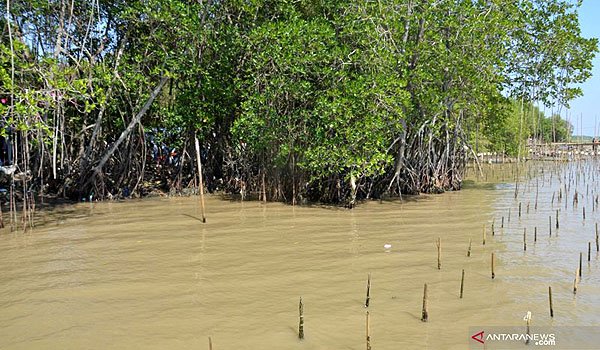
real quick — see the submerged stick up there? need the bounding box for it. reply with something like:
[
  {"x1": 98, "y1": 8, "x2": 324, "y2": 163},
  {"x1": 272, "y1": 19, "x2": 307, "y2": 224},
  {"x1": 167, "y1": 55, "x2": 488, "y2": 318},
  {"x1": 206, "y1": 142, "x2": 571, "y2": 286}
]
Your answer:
[
  {"x1": 589, "y1": 242, "x2": 591, "y2": 262},
  {"x1": 549, "y1": 286, "x2": 554, "y2": 318},
  {"x1": 365, "y1": 273, "x2": 371, "y2": 308},
  {"x1": 299, "y1": 297, "x2": 304, "y2": 339},
  {"x1": 523, "y1": 228, "x2": 527, "y2": 251},
  {"x1": 596, "y1": 223, "x2": 600, "y2": 251},
  {"x1": 579, "y1": 253, "x2": 583, "y2": 277},
  {"x1": 421, "y1": 283, "x2": 428, "y2": 322},
  {"x1": 534, "y1": 227, "x2": 537, "y2": 243},
  {"x1": 467, "y1": 239, "x2": 472, "y2": 257},
  {"x1": 437, "y1": 237, "x2": 442, "y2": 269},
  {"x1": 194, "y1": 137, "x2": 207, "y2": 223},
  {"x1": 366, "y1": 311, "x2": 371, "y2": 350},
  {"x1": 583, "y1": 206, "x2": 586, "y2": 220},
  {"x1": 556, "y1": 210, "x2": 559, "y2": 229},
  {"x1": 519, "y1": 202, "x2": 522, "y2": 217},
  {"x1": 483, "y1": 224, "x2": 486, "y2": 245},
  {"x1": 460, "y1": 269, "x2": 465, "y2": 298},
  {"x1": 501, "y1": 216, "x2": 504, "y2": 228},
  {"x1": 491, "y1": 252, "x2": 495, "y2": 279}
]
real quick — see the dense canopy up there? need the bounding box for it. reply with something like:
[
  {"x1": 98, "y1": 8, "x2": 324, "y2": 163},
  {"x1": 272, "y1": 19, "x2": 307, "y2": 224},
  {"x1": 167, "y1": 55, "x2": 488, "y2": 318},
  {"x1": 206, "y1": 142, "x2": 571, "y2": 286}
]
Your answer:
[{"x1": 0, "y1": 0, "x2": 597, "y2": 205}]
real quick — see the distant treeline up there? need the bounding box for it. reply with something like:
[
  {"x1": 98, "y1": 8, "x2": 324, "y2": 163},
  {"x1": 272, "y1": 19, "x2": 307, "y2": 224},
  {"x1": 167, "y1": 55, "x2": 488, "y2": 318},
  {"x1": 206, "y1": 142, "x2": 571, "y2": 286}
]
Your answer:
[{"x1": 0, "y1": 0, "x2": 597, "y2": 205}]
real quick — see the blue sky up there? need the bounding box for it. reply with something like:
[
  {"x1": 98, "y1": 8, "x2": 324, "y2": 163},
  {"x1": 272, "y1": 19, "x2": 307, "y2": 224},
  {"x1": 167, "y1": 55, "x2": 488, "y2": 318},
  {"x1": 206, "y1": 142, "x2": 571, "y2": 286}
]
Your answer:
[{"x1": 567, "y1": 0, "x2": 600, "y2": 136}]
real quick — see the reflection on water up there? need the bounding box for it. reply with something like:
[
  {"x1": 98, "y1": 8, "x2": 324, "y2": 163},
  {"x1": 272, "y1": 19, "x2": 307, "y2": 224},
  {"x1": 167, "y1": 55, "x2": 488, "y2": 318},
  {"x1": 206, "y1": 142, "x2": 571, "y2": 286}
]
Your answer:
[{"x1": 1, "y1": 161, "x2": 599, "y2": 349}]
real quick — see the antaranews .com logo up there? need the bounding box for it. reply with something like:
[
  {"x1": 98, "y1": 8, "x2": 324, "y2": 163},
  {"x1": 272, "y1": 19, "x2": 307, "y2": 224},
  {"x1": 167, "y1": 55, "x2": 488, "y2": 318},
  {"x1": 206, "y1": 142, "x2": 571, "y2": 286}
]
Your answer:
[{"x1": 471, "y1": 330, "x2": 556, "y2": 346}]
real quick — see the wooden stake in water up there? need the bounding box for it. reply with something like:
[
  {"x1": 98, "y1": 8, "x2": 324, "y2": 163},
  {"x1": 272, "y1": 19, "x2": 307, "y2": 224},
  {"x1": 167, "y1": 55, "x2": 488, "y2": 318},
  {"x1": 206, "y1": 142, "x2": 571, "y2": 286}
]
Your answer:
[
  {"x1": 482, "y1": 224, "x2": 486, "y2": 245},
  {"x1": 460, "y1": 269, "x2": 465, "y2": 298},
  {"x1": 491, "y1": 253, "x2": 496, "y2": 279},
  {"x1": 209, "y1": 336, "x2": 213, "y2": 350},
  {"x1": 584, "y1": 206, "x2": 586, "y2": 220},
  {"x1": 194, "y1": 136, "x2": 207, "y2": 223},
  {"x1": 467, "y1": 239, "x2": 472, "y2": 257},
  {"x1": 508, "y1": 208, "x2": 511, "y2": 222},
  {"x1": 365, "y1": 273, "x2": 371, "y2": 308},
  {"x1": 574, "y1": 268, "x2": 580, "y2": 294},
  {"x1": 549, "y1": 216, "x2": 552, "y2": 237},
  {"x1": 549, "y1": 286, "x2": 554, "y2": 318},
  {"x1": 437, "y1": 237, "x2": 442, "y2": 269},
  {"x1": 588, "y1": 242, "x2": 591, "y2": 262},
  {"x1": 299, "y1": 297, "x2": 304, "y2": 339},
  {"x1": 579, "y1": 252, "x2": 583, "y2": 277},
  {"x1": 534, "y1": 227, "x2": 537, "y2": 243},
  {"x1": 366, "y1": 311, "x2": 371, "y2": 350},
  {"x1": 596, "y1": 223, "x2": 599, "y2": 252},
  {"x1": 421, "y1": 283, "x2": 429, "y2": 322},
  {"x1": 501, "y1": 216, "x2": 504, "y2": 228},
  {"x1": 556, "y1": 210, "x2": 559, "y2": 229},
  {"x1": 519, "y1": 202, "x2": 522, "y2": 217},
  {"x1": 523, "y1": 228, "x2": 527, "y2": 251}
]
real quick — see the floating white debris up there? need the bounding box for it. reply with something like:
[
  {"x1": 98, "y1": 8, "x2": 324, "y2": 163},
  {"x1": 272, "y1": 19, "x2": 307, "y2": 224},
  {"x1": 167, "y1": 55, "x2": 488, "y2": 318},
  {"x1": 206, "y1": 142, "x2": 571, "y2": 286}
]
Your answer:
[{"x1": 384, "y1": 244, "x2": 392, "y2": 249}]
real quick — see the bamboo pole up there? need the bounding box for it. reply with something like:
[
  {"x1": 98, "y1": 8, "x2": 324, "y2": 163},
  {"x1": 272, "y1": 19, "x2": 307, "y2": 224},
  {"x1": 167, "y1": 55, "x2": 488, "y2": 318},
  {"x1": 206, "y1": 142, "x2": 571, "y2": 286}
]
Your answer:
[
  {"x1": 491, "y1": 253, "x2": 495, "y2": 279},
  {"x1": 421, "y1": 283, "x2": 428, "y2": 322},
  {"x1": 460, "y1": 269, "x2": 465, "y2": 298},
  {"x1": 365, "y1": 273, "x2": 371, "y2": 308},
  {"x1": 482, "y1": 224, "x2": 486, "y2": 245},
  {"x1": 467, "y1": 239, "x2": 472, "y2": 257},
  {"x1": 366, "y1": 311, "x2": 371, "y2": 350},
  {"x1": 194, "y1": 136, "x2": 206, "y2": 223},
  {"x1": 299, "y1": 297, "x2": 304, "y2": 339},
  {"x1": 596, "y1": 223, "x2": 600, "y2": 251},
  {"x1": 549, "y1": 286, "x2": 554, "y2": 318},
  {"x1": 437, "y1": 237, "x2": 441, "y2": 269},
  {"x1": 574, "y1": 268, "x2": 579, "y2": 294}
]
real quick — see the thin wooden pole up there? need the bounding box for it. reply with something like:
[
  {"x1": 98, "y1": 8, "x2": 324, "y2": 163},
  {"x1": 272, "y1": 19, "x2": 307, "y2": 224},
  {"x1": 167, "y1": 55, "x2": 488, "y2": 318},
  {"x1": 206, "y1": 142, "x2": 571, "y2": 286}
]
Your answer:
[
  {"x1": 491, "y1": 253, "x2": 495, "y2": 279},
  {"x1": 460, "y1": 269, "x2": 465, "y2": 298},
  {"x1": 596, "y1": 223, "x2": 599, "y2": 252},
  {"x1": 437, "y1": 237, "x2": 441, "y2": 269},
  {"x1": 549, "y1": 286, "x2": 554, "y2": 318},
  {"x1": 365, "y1": 273, "x2": 371, "y2": 308},
  {"x1": 580, "y1": 252, "x2": 583, "y2": 277},
  {"x1": 421, "y1": 283, "x2": 428, "y2": 322},
  {"x1": 574, "y1": 268, "x2": 580, "y2": 294},
  {"x1": 298, "y1": 297, "x2": 304, "y2": 339},
  {"x1": 482, "y1": 224, "x2": 486, "y2": 245},
  {"x1": 589, "y1": 242, "x2": 592, "y2": 262},
  {"x1": 209, "y1": 336, "x2": 213, "y2": 350},
  {"x1": 366, "y1": 311, "x2": 371, "y2": 350},
  {"x1": 467, "y1": 239, "x2": 472, "y2": 257},
  {"x1": 194, "y1": 136, "x2": 206, "y2": 223},
  {"x1": 523, "y1": 228, "x2": 527, "y2": 251}
]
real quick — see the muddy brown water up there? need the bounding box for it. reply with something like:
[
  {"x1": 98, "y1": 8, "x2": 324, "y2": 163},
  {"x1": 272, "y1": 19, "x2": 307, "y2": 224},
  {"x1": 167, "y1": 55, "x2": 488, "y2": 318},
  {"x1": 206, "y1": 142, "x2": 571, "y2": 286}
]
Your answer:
[{"x1": 1, "y1": 162, "x2": 600, "y2": 349}]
